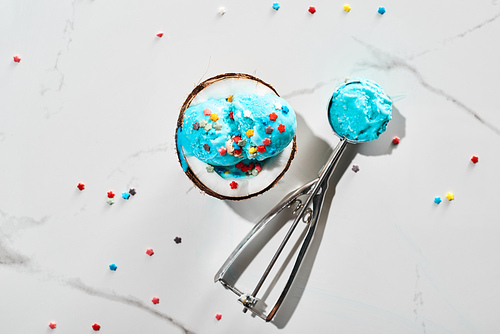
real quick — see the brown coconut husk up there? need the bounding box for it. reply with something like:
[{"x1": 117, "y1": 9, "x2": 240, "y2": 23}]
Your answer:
[{"x1": 175, "y1": 73, "x2": 297, "y2": 200}]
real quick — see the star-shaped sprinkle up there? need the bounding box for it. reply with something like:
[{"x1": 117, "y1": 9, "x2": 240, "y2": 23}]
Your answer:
[
  {"x1": 13, "y1": 55, "x2": 21, "y2": 63},
  {"x1": 213, "y1": 122, "x2": 222, "y2": 131},
  {"x1": 278, "y1": 124, "x2": 285, "y2": 133},
  {"x1": 343, "y1": 4, "x2": 351, "y2": 12},
  {"x1": 218, "y1": 147, "x2": 227, "y2": 155},
  {"x1": 352, "y1": 164, "x2": 360, "y2": 173},
  {"x1": 392, "y1": 136, "x2": 400, "y2": 144},
  {"x1": 248, "y1": 147, "x2": 257, "y2": 154},
  {"x1": 229, "y1": 110, "x2": 234, "y2": 119},
  {"x1": 308, "y1": 6, "x2": 316, "y2": 14},
  {"x1": 122, "y1": 192, "x2": 130, "y2": 200},
  {"x1": 174, "y1": 236, "x2": 182, "y2": 244},
  {"x1": 471, "y1": 155, "x2": 479, "y2": 164},
  {"x1": 262, "y1": 138, "x2": 271, "y2": 145},
  {"x1": 203, "y1": 144, "x2": 210, "y2": 151},
  {"x1": 210, "y1": 113, "x2": 219, "y2": 122},
  {"x1": 49, "y1": 322, "x2": 57, "y2": 329},
  {"x1": 206, "y1": 165, "x2": 214, "y2": 173},
  {"x1": 129, "y1": 188, "x2": 137, "y2": 196},
  {"x1": 204, "y1": 123, "x2": 212, "y2": 131},
  {"x1": 269, "y1": 112, "x2": 278, "y2": 121},
  {"x1": 257, "y1": 145, "x2": 266, "y2": 153},
  {"x1": 106, "y1": 198, "x2": 115, "y2": 205},
  {"x1": 246, "y1": 129, "x2": 254, "y2": 137},
  {"x1": 109, "y1": 263, "x2": 117, "y2": 271},
  {"x1": 243, "y1": 110, "x2": 252, "y2": 118},
  {"x1": 107, "y1": 191, "x2": 115, "y2": 198},
  {"x1": 215, "y1": 314, "x2": 222, "y2": 321},
  {"x1": 152, "y1": 296, "x2": 160, "y2": 304},
  {"x1": 434, "y1": 197, "x2": 442, "y2": 204},
  {"x1": 227, "y1": 95, "x2": 233, "y2": 102},
  {"x1": 274, "y1": 102, "x2": 282, "y2": 110},
  {"x1": 230, "y1": 181, "x2": 238, "y2": 189},
  {"x1": 237, "y1": 139, "x2": 247, "y2": 146},
  {"x1": 156, "y1": 31, "x2": 164, "y2": 37},
  {"x1": 446, "y1": 192, "x2": 454, "y2": 201},
  {"x1": 92, "y1": 323, "x2": 101, "y2": 331},
  {"x1": 281, "y1": 106, "x2": 289, "y2": 114},
  {"x1": 192, "y1": 122, "x2": 199, "y2": 130},
  {"x1": 273, "y1": 2, "x2": 280, "y2": 10},
  {"x1": 254, "y1": 163, "x2": 262, "y2": 172},
  {"x1": 203, "y1": 108, "x2": 212, "y2": 116},
  {"x1": 378, "y1": 6, "x2": 386, "y2": 15},
  {"x1": 199, "y1": 119, "x2": 208, "y2": 127},
  {"x1": 265, "y1": 126, "x2": 273, "y2": 134},
  {"x1": 146, "y1": 248, "x2": 154, "y2": 256},
  {"x1": 77, "y1": 183, "x2": 85, "y2": 191}
]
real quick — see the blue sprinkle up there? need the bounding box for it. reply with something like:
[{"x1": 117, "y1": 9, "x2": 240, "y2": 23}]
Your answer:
[
  {"x1": 272, "y1": 2, "x2": 280, "y2": 10},
  {"x1": 378, "y1": 6, "x2": 386, "y2": 15},
  {"x1": 109, "y1": 263, "x2": 117, "y2": 271},
  {"x1": 281, "y1": 105, "x2": 289, "y2": 114},
  {"x1": 122, "y1": 192, "x2": 130, "y2": 200},
  {"x1": 434, "y1": 197, "x2": 442, "y2": 204},
  {"x1": 233, "y1": 142, "x2": 240, "y2": 149},
  {"x1": 268, "y1": 147, "x2": 276, "y2": 154}
]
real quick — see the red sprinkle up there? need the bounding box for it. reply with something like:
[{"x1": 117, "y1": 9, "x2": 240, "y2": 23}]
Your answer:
[
  {"x1": 218, "y1": 147, "x2": 227, "y2": 155},
  {"x1": 215, "y1": 313, "x2": 222, "y2": 321},
  {"x1": 255, "y1": 163, "x2": 262, "y2": 172},
  {"x1": 156, "y1": 32, "x2": 164, "y2": 37},
  {"x1": 257, "y1": 145, "x2": 266, "y2": 153},
  {"x1": 146, "y1": 248, "x2": 154, "y2": 256},
  {"x1": 233, "y1": 149, "x2": 242, "y2": 155},
  {"x1": 13, "y1": 55, "x2": 21, "y2": 63},
  {"x1": 107, "y1": 191, "x2": 115, "y2": 198},
  {"x1": 241, "y1": 165, "x2": 249, "y2": 172},
  {"x1": 77, "y1": 183, "x2": 85, "y2": 191},
  {"x1": 392, "y1": 136, "x2": 400, "y2": 144},
  {"x1": 203, "y1": 108, "x2": 212, "y2": 115},
  {"x1": 262, "y1": 138, "x2": 271, "y2": 145},
  {"x1": 229, "y1": 110, "x2": 233, "y2": 119},
  {"x1": 233, "y1": 136, "x2": 242, "y2": 143},
  {"x1": 92, "y1": 323, "x2": 101, "y2": 331},
  {"x1": 471, "y1": 155, "x2": 479, "y2": 164},
  {"x1": 269, "y1": 112, "x2": 278, "y2": 121},
  {"x1": 49, "y1": 322, "x2": 57, "y2": 329},
  {"x1": 152, "y1": 296, "x2": 160, "y2": 304},
  {"x1": 308, "y1": 6, "x2": 316, "y2": 14},
  {"x1": 278, "y1": 124, "x2": 285, "y2": 133},
  {"x1": 235, "y1": 162, "x2": 244, "y2": 169},
  {"x1": 230, "y1": 181, "x2": 238, "y2": 189}
]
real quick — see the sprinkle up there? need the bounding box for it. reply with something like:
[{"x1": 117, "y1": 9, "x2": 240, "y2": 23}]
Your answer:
[
  {"x1": 204, "y1": 123, "x2": 212, "y2": 131},
  {"x1": 246, "y1": 129, "x2": 254, "y2": 137},
  {"x1": 255, "y1": 163, "x2": 262, "y2": 172},
  {"x1": 77, "y1": 183, "x2": 85, "y2": 191},
  {"x1": 248, "y1": 147, "x2": 257, "y2": 154},
  {"x1": 243, "y1": 110, "x2": 252, "y2": 118},
  {"x1": 218, "y1": 147, "x2": 227, "y2": 155},
  {"x1": 146, "y1": 248, "x2": 154, "y2": 256},
  {"x1": 156, "y1": 32, "x2": 164, "y2": 37},
  {"x1": 392, "y1": 136, "x2": 400, "y2": 144},
  {"x1": 193, "y1": 122, "x2": 200, "y2": 130},
  {"x1": 129, "y1": 188, "x2": 137, "y2": 196},
  {"x1": 229, "y1": 110, "x2": 234, "y2": 119},
  {"x1": 227, "y1": 95, "x2": 233, "y2": 102},
  {"x1": 174, "y1": 236, "x2": 182, "y2": 244},
  {"x1": 251, "y1": 169, "x2": 259, "y2": 176},
  {"x1": 13, "y1": 55, "x2": 21, "y2": 63},
  {"x1": 109, "y1": 263, "x2": 117, "y2": 271},
  {"x1": 434, "y1": 197, "x2": 442, "y2": 204},
  {"x1": 282, "y1": 106, "x2": 289, "y2": 114},
  {"x1": 268, "y1": 147, "x2": 276, "y2": 154},
  {"x1": 199, "y1": 119, "x2": 208, "y2": 127},
  {"x1": 262, "y1": 138, "x2": 271, "y2": 145},
  {"x1": 210, "y1": 113, "x2": 219, "y2": 122},
  {"x1": 232, "y1": 142, "x2": 240, "y2": 150},
  {"x1": 233, "y1": 136, "x2": 242, "y2": 142},
  {"x1": 215, "y1": 314, "x2": 222, "y2": 321},
  {"x1": 471, "y1": 155, "x2": 479, "y2": 164},
  {"x1": 378, "y1": 6, "x2": 386, "y2": 15},
  {"x1": 308, "y1": 6, "x2": 316, "y2": 14},
  {"x1": 257, "y1": 145, "x2": 266, "y2": 153},
  {"x1": 446, "y1": 192, "x2": 454, "y2": 201},
  {"x1": 213, "y1": 122, "x2": 222, "y2": 131},
  {"x1": 237, "y1": 139, "x2": 247, "y2": 146},
  {"x1": 278, "y1": 124, "x2": 285, "y2": 133},
  {"x1": 218, "y1": 7, "x2": 226, "y2": 15},
  {"x1": 343, "y1": 4, "x2": 351, "y2": 12},
  {"x1": 269, "y1": 112, "x2": 278, "y2": 121},
  {"x1": 106, "y1": 198, "x2": 115, "y2": 205},
  {"x1": 206, "y1": 165, "x2": 214, "y2": 173},
  {"x1": 272, "y1": 2, "x2": 280, "y2": 10},
  {"x1": 203, "y1": 144, "x2": 210, "y2": 151},
  {"x1": 122, "y1": 192, "x2": 130, "y2": 200},
  {"x1": 352, "y1": 164, "x2": 359, "y2": 173},
  {"x1": 235, "y1": 162, "x2": 244, "y2": 169},
  {"x1": 203, "y1": 108, "x2": 212, "y2": 116},
  {"x1": 152, "y1": 297, "x2": 160, "y2": 304},
  {"x1": 92, "y1": 323, "x2": 101, "y2": 331},
  {"x1": 230, "y1": 181, "x2": 238, "y2": 189},
  {"x1": 274, "y1": 102, "x2": 282, "y2": 110},
  {"x1": 265, "y1": 126, "x2": 273, "y2": 134},
  {"x1": 49, "y1": 322, "x2": 57, "y2": 329},
  {"x1": 107, "y1": 191, "x2": 115, "y2": 198},
  {"x1": 233, "y1": 149, "x2": 242, "y2": 155}
]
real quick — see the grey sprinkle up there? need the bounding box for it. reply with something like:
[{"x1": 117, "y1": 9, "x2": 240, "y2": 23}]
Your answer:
[{"x1": 265, "y1": 126, "x2": 273, "y2": 134}]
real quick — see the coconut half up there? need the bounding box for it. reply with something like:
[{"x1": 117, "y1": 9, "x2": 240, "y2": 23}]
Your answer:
[{"x1": 175, "y1": 73, "x2": 297, "y2": 200}]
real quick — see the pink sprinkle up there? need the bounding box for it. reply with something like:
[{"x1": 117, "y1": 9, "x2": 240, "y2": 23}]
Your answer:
[
  {"x1": 262, "y1": 138, "x2": 271, "y2": 145},
  {"x1": 152, "y1": 296, "x2": 160, "y2": 304},
  {"x1": 254, "y1": 163, "x2": 262, "y2": 172},
  {"x1": 215, "y1": 313, "x2": 222, "y2": 321},
  {"x1": 218, "y1": 147, "x2": 227, "y2": 155},
  {"x1": 156, "y1": 32, "x2": 164, "y2": 37},
  {"x1": 392, "y1": 136, "x2": 400, "y2": 144},
  {"x1": 203, "y1": 109, "x2": 212, "y2": 115}
]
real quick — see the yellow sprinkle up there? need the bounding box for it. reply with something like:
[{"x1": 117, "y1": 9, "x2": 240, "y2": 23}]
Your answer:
[
  {"x1": 248, "y1": 147, "x2": 257, "y2": 154},
  {"x1": 228, "y1": 95, "x2": 233, "y2": 102},
  {"x1": 224, "y1": 170, "x2": 230, "y2": 174},
  {"x1": 210, "y1": 113, "x2": 219, "y2": 122},
  {"x1": 246, "y1": 129, "x2": 254, "y2": 137},
  {"x1": 343, "y1": 4, "x2": 351, "y2": 12},
  {"x1": 446, "y1": 192, "x2": 454, "y2": 201}
]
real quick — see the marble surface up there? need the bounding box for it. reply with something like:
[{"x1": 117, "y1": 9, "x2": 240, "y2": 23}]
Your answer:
[{"x1": 2, "y1": 0, "x2": 500, "y2": 333}]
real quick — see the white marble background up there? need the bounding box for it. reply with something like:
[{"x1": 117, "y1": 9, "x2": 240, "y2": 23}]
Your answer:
[{"x1": 1, "y1": 0, "x2": 500, "y2": 333}]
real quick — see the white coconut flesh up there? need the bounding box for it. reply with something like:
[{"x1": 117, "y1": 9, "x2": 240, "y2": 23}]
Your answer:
[{"x1": 179, "y1": 76, "x2": 296, "y2": 199}]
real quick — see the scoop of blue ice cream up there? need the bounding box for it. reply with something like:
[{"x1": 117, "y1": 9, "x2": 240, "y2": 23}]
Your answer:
[
  {"x1": 328, "y1": 79, "x2": 392, "y2": 142},
  {"x1": 177, "y1": 93, "x2": 296, "y2": 168}
]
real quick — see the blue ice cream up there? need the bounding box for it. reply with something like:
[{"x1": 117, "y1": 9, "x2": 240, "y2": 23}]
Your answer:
[
  {"x1": 177, "y1": 93, "x2": 296, "y2": 177},
  {"x1": 328, "y1": 79, "x2": 392, "y2": 142}
]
